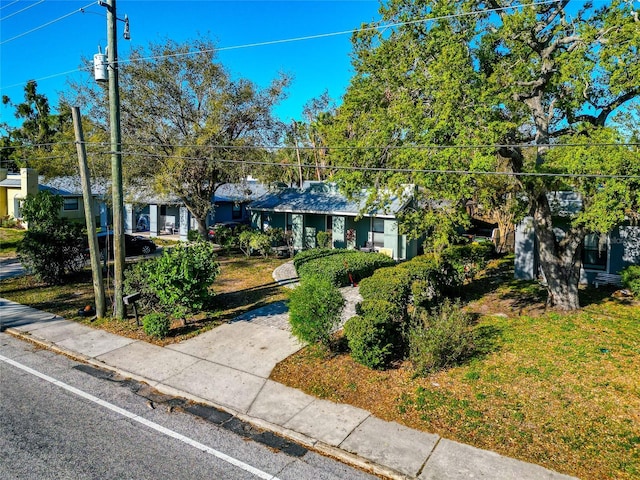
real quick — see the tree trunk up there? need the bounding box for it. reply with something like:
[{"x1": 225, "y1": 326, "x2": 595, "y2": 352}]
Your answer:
[{"x1": 531, "y1": 192, "x2": 585, "y2": 310}]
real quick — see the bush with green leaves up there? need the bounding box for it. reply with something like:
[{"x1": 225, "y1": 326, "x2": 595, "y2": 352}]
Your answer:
[
  {"x1": 344, "y1": 313, "x2": 397, "y2": 369},
  {"x1": 620, "y1": 265, "x2": 640, "y2": 296},
  {"x1": 316, "y1": 230, "x2": 331, "y2": 248},
  {"x1": 297, "y1": 251, "x2": 395, "y2": 286},
  {"x1": 187, "y1": 229, "x2": 201, "y2": 242},
  {"x1": 293, "y1": 248, "x2": 344, "y2": 270},
  {"x1": 288, "y1": 276, "x2": 345, "y2": 349},
  {"x1": 250, "y1": 231, "x2": 272, "y2": 257},
  {"x1": 142, "y1": 312, "x2": 171, "y2": 339},
  {"x1": 17, "y1": 191, "x2": 86, "y2": 284},
  {"x1": 131, "y1": 241, "x2": 220, "y2": 320},
  {"x1": 408, "y1": 299, "x2": 475, "y2": 376},
  {"x1": 358, "y1": 266, "x2": 413, "y2": 312},
  {"x1": 123, "y1": 260, "x2": 159, "y2": 312}
]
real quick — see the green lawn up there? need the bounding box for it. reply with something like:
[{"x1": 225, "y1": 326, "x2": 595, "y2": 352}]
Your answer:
[
  {"x1": 0, "y1": 252, "x2": 289, "y2": 345},
  {"x1": 0, "y1": 227, "x2": 25, "y2": 257},
  {"x1": 271, "y1": 258, "x2": 640, "y2": 480}
]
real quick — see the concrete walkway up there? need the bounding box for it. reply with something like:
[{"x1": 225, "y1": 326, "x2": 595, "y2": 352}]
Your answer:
[{"x1": 0, "y1": 262, "x2": 576, "y2": 480}]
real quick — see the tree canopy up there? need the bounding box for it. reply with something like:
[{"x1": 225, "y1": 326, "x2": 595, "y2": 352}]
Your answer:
[
  {"x1": 327, "y1": 0, "x2": 640, "y2": 309},
  {"x1": 68, "y1": 38, "x2": 290, "y2": 237}
]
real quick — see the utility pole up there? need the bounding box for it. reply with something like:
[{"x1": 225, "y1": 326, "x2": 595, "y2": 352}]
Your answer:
[
  {"x1": 292, "y1": 121, "x2": 304, "y2": 189},
  {"x1": 72, "y1": 107, "x2": 106, "y2": 318},
  {"x1": 105, "y1": 0, "x2": 125, "y2": 318}
]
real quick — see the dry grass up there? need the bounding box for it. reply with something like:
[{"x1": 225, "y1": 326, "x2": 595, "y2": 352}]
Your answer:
[
  {"x1": 0, "y1": 252, "x2": 289, "y2": 346},
  {"x1": 271, "y1": 258, "x2": 640, "y2": 480}
]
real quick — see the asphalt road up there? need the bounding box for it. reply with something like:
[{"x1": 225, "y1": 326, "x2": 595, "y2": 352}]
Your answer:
[{"x1": 0, "y1": 334, "x2": 378, "y2": 480}]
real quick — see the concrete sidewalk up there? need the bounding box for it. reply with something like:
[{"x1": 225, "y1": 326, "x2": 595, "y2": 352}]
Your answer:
[{"x1": 0, "y1": 270, "x2": 577, "y2": 479}]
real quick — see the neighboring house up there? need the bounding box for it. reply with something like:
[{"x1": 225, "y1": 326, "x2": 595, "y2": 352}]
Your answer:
[
  {"x1": 0, "y1": 168, "x2": 107, "y2": 229},
  {"x1": 124, "y1": 179, "x2": 268, "y2": 240},
  {"x1": 514, "y1": 191, "x2": 640, "y2": 285},
  {"x1": 248, "y1": 181, "x2": 422, "y2": 261},
  {"x1": 208, "y1": 180, "x2": 268, "y2": 225}
]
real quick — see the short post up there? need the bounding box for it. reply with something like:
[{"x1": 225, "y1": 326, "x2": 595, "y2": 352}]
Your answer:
[{"x1": 123, "y1": 292, "x2": 141, "y2": 326}]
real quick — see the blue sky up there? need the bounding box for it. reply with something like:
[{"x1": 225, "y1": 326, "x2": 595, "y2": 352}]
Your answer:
[{"x1": 1, "y1": 0, "x2": 382, "y2": 125}]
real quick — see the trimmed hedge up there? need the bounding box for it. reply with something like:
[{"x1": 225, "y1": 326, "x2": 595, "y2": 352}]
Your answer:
[
  {"x1": 297, "y1": 250, "x2": 395, "y2": 287},
  {"x1": 344, "y1": 314, "x2": 397, "y2": 369},
  {"x1": 293, "y1": 248, "x2": 346, "y2": 270}
]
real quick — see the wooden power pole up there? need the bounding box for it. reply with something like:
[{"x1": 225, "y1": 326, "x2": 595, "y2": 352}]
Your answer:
[{"x1": 72, "y1": 107, "x2": 106, "y2": 318}]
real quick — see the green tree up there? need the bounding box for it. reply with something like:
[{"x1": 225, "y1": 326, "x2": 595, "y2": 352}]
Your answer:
[
  {"x1": 17, "y1": 191, "x2": 85, "y2": 284},
  {"x1": 69, "y1": 38, "x2": 290, "y2": 239},
  {"x1": 329, "y1": 0, "x2": 640, "y2": 310},
  {"x1": 0, "y1": 81, "x2": 93, "y2": 177}
]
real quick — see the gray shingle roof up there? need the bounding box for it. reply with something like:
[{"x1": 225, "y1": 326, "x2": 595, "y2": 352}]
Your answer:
[{"x1": 249, "y1": 183, "x2": 410, "y2": 218}]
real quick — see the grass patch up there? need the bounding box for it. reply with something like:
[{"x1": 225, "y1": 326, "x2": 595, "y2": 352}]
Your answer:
[
  {"x1": 0, "y1": 252, "x2": 289, "y2": 345},
  {"x1": 0, "y1": 227, "x2": 26, "y2": 257},
  {"x1": 271, "y1": 260, "x2": 640, "y2": 480}
]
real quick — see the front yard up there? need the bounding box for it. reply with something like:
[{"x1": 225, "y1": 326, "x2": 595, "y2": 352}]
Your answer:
[
  {"x1": 271, "y1": 258, "x2": 640, "y2": 480},
  {"x1": 0, "y1": 252, "x2": 289, "y2": 345},
  {"x1": 1, "y1": 241, "x2": 638, "y2": 480}
]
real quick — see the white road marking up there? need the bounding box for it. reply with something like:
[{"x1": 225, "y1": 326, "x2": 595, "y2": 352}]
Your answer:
[{"x1": 0, "y1": 353, "x2": 282, "y2": 480}]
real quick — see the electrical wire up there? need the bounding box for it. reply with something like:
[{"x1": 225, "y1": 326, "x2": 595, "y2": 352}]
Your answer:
[
  {"x1": 0, "y1": 0, "x2": 98, "y2": 46},
  {"x1": 2, "y1": 140, "x2": 638, "y2": 152},
  {"x1": 1, "y1": 0, "x2": 559, "y2": 85},
  {"x1": 0, "y1": 1, "x2": 20, "y2": 12},
  {"x1": 0, "y1": 0, "x2": 44, "y2": 22},
  {"x1": 121, "y1": 0, "x2": 559, "y2": 65}
]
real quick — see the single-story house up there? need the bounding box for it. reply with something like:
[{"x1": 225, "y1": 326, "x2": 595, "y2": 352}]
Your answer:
[
  {"x1": 514, "y1": 191, "x2": 640, "y2": 285},
  {"x1": 248, "y1": 181, "x2": 422, "y2": 261},
  {"x1": 0, "y1": 168, "x2": 107, "y2": 229},
  {"x1": 207, "y1": 180, "x2": 268, "y2": 226}
]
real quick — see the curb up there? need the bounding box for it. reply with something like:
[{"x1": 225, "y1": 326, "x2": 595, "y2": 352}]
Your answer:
[{"x1": 5, "y1": 327, "x2": 410, "y2": 480}]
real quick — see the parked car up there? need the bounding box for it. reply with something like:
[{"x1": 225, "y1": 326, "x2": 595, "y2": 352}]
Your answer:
[{"x1": 90, "y1": 232, "x2": 157, "y2": 258}]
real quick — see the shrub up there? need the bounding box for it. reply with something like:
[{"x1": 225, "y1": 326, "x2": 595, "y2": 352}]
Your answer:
[
  {"x1": 267, "y1": 227, "x2": 285, "y2": 246},
  {"x1": 408, "y1": 299, "x2": 475, "y2": 376},
  {"x1": 250, "y1": 231, "x2": 272, "y2": 257},
  {"x1": 16, "y1": 191, "x2": 86, "y2": 284},
  {"x1": 0, "y1": 215, "x2": 19, "y2": 228},
  {"x1": 293, "y1": 248, "x2": 343, "y2": 270},
  {"x1": 187, "y1": 229, "x2": 201, "y2": 242},
  {"x1": 358, "y1": 266, "x2": 412, "y2": 311},
  {"x1": 238, "y1": 230, "x2": 254, "y2": 256},
  {"x1": 142, "y1": 312, "x2": 171, "y2": 339},
  {"x1": 344, "y1": 314, "x2": 397, "y2": 369},
  {"x1": 144, "y1": 241, "x2": 220, "y2": 320},
  {"x1": 288, "y1": 276, "x2": 345, "y2": 349},
  {"x1": 18, "y1": 221, "x2": 86, "y2": 284},
  {"x1": 297, "y1": 251, "x2": 395, "y2": 286},
  {"x1": 316, "y1": 230, "x2": 331, "y2": 248},
  {"x1": 621, "y1": 265, "x2": 640, "y2": 296},
  {"x1": 124, "y1": 260, "x2": 159, "y2": 312}
]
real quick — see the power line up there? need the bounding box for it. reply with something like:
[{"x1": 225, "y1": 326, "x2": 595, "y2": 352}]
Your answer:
[
  {"x1": 0, "y1": 0, "x2": 44, "y2": 21},
  {"x1": 1, "y1": 0, "x2": 558, "y2": 86},
  {"x1": 0, "y1": 0, "x2": 98, "y2": 46},
  {"x1": 116, "y1": 150, "x2": 640, "y2": 180},
  {"x1": 122, "y1": 0, "x2": 559, "y2": 65},
  {"x1": 2, "y1": 140, "x2": 638, "y2": 152},
  {"x1": 0, "y1": 1, "x2": 20, "y2": 11}
]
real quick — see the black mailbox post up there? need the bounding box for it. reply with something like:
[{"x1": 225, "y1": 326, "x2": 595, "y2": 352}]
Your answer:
[{"x1": 123, "y1": 292, "x2": 141, "y2": 325}]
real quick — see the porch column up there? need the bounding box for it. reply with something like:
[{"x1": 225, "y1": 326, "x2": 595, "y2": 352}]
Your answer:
[
  {"x1": 124, "y1": 203, "x2": 134, "y2": 234},
  {"x1": 179, "y1": 206, "x2": 190, "y2": 241},
  {"x1": 292, "y1": 214, "x2": 304, "y2": 251},
  {"x1": 514, "y1": 217, "x2": 536, "y2": 280},
  {"x1": 332, "y1": 216, "x2": 346, "y2": 249},
  {"x1": 149, "y1": 204, "x2": 159, "y2": 237}
]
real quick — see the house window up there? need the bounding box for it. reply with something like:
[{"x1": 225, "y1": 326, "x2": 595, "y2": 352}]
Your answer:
[
  {"x1": 582, "y1": 233, "x2": 607, "y2": 271},
  {"x1": 372, "y1": 218, "x2": 385, "y2": 247},
  {"x1": 326, "y1": 215, "x2": 332, "y2": 232},
  {"x1": 63, "y1": 198, "x2": 79, "y2": 211},
  {"x1": 232, "y1": 203, "x2": 242, "y2": 219},
  {"x1": 286, "y1": 213, "x2": 293, "y2": 233}
]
